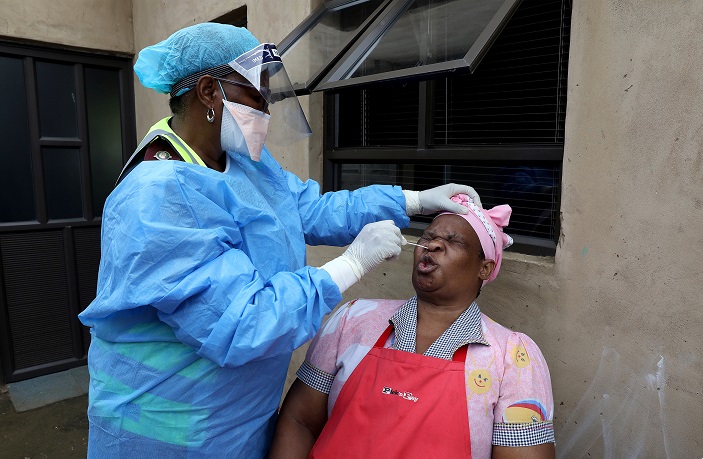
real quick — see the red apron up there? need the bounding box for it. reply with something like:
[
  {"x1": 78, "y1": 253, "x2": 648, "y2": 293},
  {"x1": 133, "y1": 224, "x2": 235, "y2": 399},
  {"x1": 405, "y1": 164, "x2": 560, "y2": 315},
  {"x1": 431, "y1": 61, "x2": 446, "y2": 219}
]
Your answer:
[{"x1": 310, "y1": 325, "x2": 472, "y2": 458}]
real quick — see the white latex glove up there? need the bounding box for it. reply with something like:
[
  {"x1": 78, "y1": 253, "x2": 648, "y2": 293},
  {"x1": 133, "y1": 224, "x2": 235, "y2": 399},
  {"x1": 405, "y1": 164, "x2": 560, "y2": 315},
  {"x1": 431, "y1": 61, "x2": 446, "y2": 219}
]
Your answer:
[
  {"x1": 403, "y1": 183, "x2": 482, "y2": 216},
  {"x1": 321, "y1": 220, "x2": 406, "y2": 293}
]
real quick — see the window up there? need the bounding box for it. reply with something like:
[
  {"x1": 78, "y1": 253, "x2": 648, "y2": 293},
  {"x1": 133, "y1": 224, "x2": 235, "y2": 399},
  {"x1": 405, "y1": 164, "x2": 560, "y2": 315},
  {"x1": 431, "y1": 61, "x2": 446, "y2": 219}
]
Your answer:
[
  {"x1": 323, "y1": 0, "x2": 571, "y2": 255},
  {"x1": 0, "y1": 42, "x2": 135, "y2": 382},
  {"x1": 0, "y1": 44, "x2": 134, "y2": 224},
  {"x1": 279, "y1": 0, "x2": 389, "y2": 93},
  {"x1": 280, "y1": 0, "x2": 522, "y2": 93}
]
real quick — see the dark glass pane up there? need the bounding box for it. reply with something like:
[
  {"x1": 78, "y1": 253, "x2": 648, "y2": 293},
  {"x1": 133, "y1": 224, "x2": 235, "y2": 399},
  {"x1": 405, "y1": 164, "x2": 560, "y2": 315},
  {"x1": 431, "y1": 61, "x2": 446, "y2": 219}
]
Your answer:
[
  {"x1": 0, "y1": 56, "x2": 35, "y2": 223},
  {"x1": 43, "y1": 148, "x2": 83, "y2": 219},
  {"x1": 337, "y1": 81, "x2": 419, "y2": 147},
  {"x1": 447, "y1": 163, "x2": 560, "y2": 239},
  {"x1": 85, "y1": 67, "x2": 123, "y2": 216},
  {"x1": 36, "y1": 61, "x2": 78, "y2": 137},
  {"x1": 283, "y1": 0, "x2": 385, "y2": 86},
  {"x1": 350, "y1": 0, "x2": 506, "y2": 78},
  {"x1": 339, "y1": 163, "x2": 397, "y2": 190},
  {"x1": 434, "y1": 0, "x2": 571, "y2": 144},
  {"x1": 337, "y1": 161, "x2": 560, "y2": 241},
  {"x1": 337, "y1": 90, "x2": 363, "y2": 147}
]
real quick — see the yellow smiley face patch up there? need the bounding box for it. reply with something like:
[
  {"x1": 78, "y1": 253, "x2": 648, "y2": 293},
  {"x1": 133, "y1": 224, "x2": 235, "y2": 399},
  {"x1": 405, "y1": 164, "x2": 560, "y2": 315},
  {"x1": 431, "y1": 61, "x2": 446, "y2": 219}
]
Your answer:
[{"x1": 467, "y1": 369, "x2": 492, "y2": 395}]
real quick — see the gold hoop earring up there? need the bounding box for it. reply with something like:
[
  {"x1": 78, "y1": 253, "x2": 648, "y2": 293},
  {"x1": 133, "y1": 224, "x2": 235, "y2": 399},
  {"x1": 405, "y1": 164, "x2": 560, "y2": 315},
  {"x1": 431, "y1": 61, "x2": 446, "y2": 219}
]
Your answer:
[{"x1": 206, "y1": 107, "x2": 215, "y2": 123}]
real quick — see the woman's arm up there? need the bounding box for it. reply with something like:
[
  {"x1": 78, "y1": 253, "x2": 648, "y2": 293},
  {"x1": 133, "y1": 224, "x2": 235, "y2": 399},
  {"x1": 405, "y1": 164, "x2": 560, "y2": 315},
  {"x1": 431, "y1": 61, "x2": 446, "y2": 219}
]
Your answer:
[
  {"x1": 269, "y1": 379, "x2": 329, "y2": 458},
  {"x1": 493, "y1": 443, "x2": 556, "y2": 459},
  {"x1": 491, "y1": 332, "x2": 556, "y2": 458}
]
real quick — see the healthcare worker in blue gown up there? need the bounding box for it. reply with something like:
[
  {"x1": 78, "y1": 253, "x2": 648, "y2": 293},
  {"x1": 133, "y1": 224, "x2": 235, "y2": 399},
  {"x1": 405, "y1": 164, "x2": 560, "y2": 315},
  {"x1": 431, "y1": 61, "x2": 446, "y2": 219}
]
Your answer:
[{"x1": 78, "y1": 23, "x2": 482, "y2": 458}]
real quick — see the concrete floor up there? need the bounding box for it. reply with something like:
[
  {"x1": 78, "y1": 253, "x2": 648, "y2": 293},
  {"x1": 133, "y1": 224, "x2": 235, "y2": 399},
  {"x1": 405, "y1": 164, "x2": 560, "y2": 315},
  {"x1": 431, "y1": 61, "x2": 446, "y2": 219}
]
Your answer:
[{"x1": 0, "y1": 385, "x2": 88, "y2": 458}]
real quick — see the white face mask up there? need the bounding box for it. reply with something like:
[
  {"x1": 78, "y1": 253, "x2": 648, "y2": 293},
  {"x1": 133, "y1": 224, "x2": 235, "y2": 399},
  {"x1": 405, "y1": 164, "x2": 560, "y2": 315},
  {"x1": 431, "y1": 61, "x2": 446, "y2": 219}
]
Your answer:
[{"x1": 220, "y1": 99, "x2": 270, "y2": 162}]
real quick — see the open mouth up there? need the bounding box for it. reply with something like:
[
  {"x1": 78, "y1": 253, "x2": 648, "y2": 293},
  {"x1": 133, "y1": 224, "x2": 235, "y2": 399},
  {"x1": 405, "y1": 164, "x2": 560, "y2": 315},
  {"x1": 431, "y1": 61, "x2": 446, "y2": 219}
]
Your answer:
[{"x1": 416, "y1": 254, "x2": 438, "y2": 274}]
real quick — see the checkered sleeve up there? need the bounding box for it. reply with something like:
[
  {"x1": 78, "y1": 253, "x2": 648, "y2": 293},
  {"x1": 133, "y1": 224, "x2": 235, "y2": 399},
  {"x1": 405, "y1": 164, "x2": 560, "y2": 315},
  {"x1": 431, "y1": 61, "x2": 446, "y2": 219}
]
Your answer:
[
  {"x1": 492, "y1": 421, "x2": 555, "y2": 446},
  {"x1": 294, "y1": 301, "x2": 353, "y2": 394},
  {"x1": 493, "y1": 332, "x2": 556, "y2": 447},
  {"x1": 296, "y1": 359, "x2": 335, "y2": 394}
]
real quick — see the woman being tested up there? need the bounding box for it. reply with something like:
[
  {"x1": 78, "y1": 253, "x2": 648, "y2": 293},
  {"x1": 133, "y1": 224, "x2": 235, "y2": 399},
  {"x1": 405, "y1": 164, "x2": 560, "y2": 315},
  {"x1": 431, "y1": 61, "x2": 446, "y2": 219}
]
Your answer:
[
  {"x1": 271, "y1": 195, "x2": 556, "y2": 459},
  {"x1": 78, "y1": 23, "x2": 480, "y2": 458}
]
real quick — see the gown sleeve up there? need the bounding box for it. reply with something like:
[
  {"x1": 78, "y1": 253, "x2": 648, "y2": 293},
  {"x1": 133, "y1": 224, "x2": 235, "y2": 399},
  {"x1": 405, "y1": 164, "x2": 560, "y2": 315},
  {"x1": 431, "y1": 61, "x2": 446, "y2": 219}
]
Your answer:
[
  {"x1": 85, "y1": 162, "x2": 343, "y2": 367},
  {"x1": 155, "y1": 246, "x2": 342, "y2": 367},
  {"x1": 284, "y1": 171, "x2": 410, "y2": 246}
]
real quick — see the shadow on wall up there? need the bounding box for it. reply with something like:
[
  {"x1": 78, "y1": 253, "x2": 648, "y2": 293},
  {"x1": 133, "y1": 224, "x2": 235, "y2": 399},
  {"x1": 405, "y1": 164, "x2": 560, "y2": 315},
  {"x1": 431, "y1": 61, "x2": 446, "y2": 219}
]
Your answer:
[{"x1": 556, "y1": 342, "x2": 683, "y2": 458}]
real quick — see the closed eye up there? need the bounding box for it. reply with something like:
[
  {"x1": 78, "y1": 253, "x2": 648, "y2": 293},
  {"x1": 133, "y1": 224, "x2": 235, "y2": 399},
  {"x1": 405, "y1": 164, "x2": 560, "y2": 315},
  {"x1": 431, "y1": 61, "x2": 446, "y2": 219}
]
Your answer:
[
  {"x1": 445, "y1": 234, "x2": 465, "y2": 245},
  {"x1": 419, "y1": 232, "x2": 465, "y2": 245}
]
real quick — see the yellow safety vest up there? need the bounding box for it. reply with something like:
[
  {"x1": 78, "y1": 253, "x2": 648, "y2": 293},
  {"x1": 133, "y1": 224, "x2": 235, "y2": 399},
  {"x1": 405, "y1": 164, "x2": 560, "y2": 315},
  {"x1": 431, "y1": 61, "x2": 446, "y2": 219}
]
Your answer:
[{"x1": 116, "y1": 117, "x2": 206, "y2": 184}]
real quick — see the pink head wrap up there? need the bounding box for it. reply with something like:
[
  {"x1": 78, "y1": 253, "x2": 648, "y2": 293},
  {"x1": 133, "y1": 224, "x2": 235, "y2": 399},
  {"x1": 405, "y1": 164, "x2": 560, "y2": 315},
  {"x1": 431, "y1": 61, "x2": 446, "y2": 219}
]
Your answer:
[{"x1": 439, "y1": 194, "x2": 513, "y2": 285}]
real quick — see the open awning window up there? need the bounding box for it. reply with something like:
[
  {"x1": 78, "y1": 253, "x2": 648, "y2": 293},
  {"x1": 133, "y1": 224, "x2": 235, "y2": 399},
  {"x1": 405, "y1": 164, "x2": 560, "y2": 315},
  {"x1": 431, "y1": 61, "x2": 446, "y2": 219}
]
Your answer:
[
  {"x1": 280, "y1": 0, "x2": 523, "y2": 93},
  {"x1": 278, "y1": 0, "x2": 391, "y2": 94}
]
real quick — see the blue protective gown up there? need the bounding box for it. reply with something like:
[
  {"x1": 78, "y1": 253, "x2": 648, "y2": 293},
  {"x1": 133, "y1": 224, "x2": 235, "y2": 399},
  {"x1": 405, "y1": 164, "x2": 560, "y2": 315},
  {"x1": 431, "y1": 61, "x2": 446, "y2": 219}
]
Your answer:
[{"x1": 79, "y1": 136, "x2": 409, "y2": 458}]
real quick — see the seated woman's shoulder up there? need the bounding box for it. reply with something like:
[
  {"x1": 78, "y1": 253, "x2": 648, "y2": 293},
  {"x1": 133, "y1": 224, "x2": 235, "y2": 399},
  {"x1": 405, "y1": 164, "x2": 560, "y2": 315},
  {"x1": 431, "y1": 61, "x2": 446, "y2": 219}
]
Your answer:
[
  {"x1": 332, "y1": 299, "x2": 406, "y2": 341},
  {"x1": 480, "y1": 313, "x2": 511, "y2": 334},
  {"x1": 343, "y1": 299, "x2": 406, "y2": 321},
  {"x1": 480, "y1": 313, "x2": 540, "y2": 348}
]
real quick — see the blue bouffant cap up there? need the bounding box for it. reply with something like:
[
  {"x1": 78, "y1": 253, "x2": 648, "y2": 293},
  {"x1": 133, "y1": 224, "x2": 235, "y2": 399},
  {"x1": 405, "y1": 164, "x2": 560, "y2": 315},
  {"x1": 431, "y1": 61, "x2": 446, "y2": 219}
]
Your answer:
[{"x1": 134, "y1": 23, "x2": 260, "y2": 97}]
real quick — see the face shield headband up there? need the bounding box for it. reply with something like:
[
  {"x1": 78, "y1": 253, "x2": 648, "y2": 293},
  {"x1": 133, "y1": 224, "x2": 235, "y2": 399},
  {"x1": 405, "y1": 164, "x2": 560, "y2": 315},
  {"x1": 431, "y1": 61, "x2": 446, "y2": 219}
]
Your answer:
[{"x1": 170, "y1": 43, "x2": 312, "y2": 146}]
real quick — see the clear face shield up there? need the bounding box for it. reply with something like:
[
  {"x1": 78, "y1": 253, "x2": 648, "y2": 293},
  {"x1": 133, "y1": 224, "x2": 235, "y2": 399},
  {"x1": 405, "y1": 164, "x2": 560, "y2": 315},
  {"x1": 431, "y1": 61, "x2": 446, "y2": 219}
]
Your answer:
[{"x1": 225, "y1": 43, "x2": 312, "y2": 147}]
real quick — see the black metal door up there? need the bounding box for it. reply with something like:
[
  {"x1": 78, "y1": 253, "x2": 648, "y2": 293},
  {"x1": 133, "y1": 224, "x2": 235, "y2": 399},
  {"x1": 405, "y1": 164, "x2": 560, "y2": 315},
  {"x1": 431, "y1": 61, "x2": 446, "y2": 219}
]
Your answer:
[{"x1": 0, "y1": 42, "x2": 135, "y2": 383}]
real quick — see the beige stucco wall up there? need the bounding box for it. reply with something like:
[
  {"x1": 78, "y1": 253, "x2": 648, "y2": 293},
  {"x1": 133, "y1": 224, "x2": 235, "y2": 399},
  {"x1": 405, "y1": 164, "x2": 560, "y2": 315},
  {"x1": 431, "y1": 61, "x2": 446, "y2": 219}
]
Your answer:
[
  {"x1": 131, "y1": 0, "x2": 323, "y2": 181},
  {"x1": 0, "y1": 0, "x2": 133, "y2": 53},
  {"x1": 289, "y1": 2, "x2": 703, "y2": 457},
  {"x1": 552, "y1": 1, "x2": 702, "y2": 456}
]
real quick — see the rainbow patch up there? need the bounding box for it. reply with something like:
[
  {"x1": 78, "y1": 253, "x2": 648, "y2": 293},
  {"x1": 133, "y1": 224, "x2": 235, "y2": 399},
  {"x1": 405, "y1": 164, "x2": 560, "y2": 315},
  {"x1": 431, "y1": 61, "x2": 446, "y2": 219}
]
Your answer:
[{"x1": 503, "y1": 399, "x2": 548, "y2": 423}]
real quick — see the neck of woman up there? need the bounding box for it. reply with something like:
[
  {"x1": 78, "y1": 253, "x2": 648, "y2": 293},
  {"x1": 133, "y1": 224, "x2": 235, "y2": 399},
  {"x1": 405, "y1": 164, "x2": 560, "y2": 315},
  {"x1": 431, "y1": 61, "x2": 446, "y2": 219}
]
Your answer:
[
  {"x1": 414, "y1": 296, "x2": 475, "y2": 354},
  {"x1": 170, "y1": 116, "x2": 226, "y2": 172}
]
